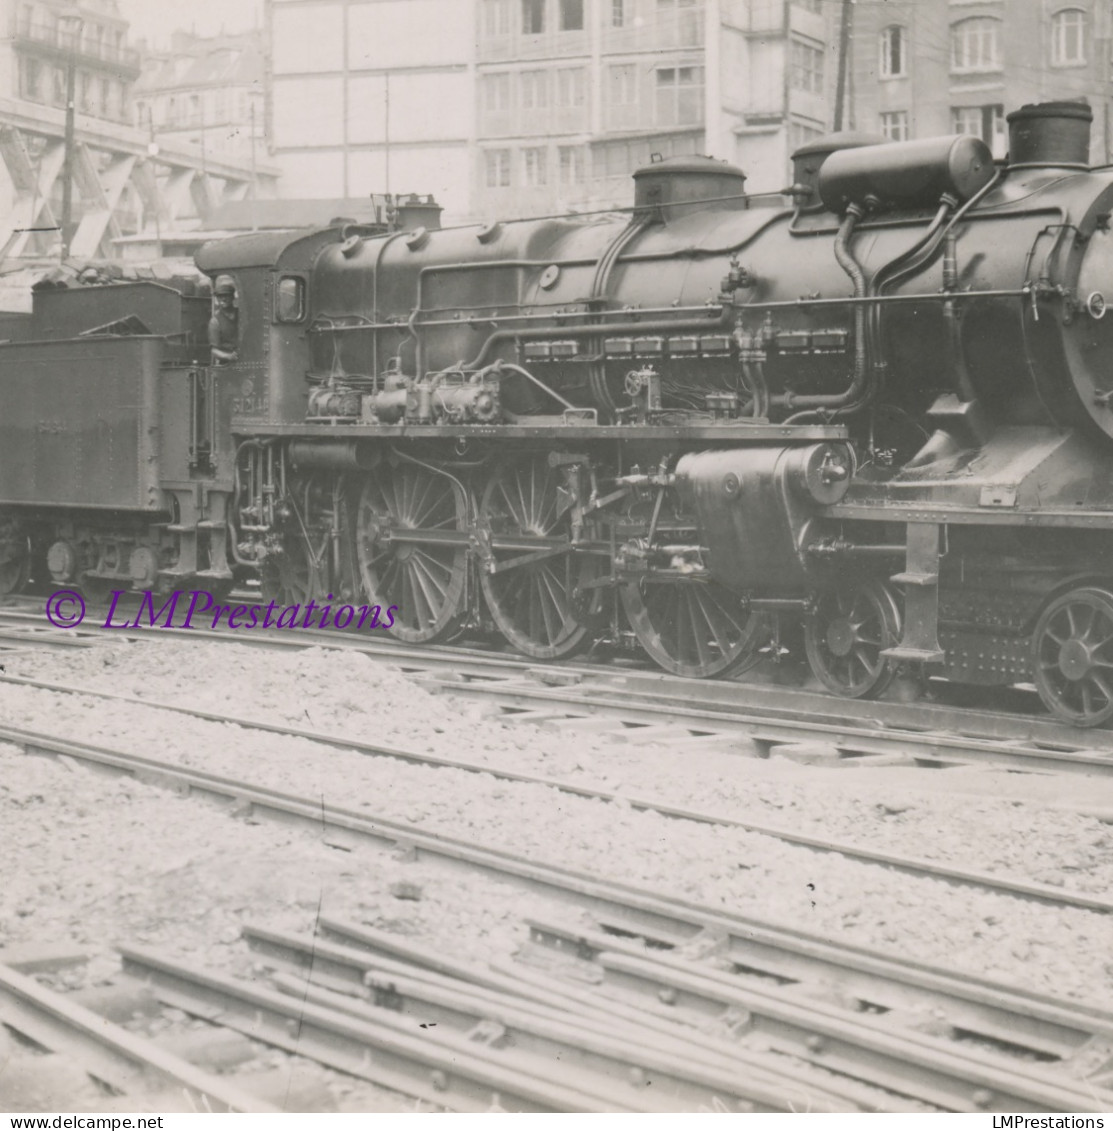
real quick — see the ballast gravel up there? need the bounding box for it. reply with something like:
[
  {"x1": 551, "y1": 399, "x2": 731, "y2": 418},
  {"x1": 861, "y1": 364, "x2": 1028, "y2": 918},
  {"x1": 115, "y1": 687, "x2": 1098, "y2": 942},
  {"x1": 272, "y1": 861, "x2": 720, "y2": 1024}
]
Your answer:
[{"x1": 2, "y1": 637, "x2": 1113, "y2": 1015}]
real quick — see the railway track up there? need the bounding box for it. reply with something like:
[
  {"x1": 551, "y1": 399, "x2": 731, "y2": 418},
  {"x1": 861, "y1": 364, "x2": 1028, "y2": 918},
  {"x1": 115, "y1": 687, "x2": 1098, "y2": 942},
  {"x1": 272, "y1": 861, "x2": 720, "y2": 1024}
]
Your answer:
[
  {"x1": 6, "y1": 721, "x2": 1113, "y2": 1113},
  {"x1": 3, "y1": 596, "x2": 1113, "y2": 783},
  {"x1": 1, "y1": 672, "x2": 1110, "y2": 915},
  {"x1": 0, "y1": 950, "x2": 275, "y2": 1113}
]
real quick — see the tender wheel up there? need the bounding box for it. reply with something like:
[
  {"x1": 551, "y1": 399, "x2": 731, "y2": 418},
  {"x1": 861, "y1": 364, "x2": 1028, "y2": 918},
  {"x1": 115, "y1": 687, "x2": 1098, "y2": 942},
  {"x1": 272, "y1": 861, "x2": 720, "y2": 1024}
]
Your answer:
[
  {"x1": 805, "y1": 581, "x2": 900, "y2": 698},
  {"x1": 80, "y1": 576, "x2": 120, "y2": 608},
  {"x1": 478, "y1": 457, "x2": 601, "y2": 660},
  {"x1": 0, "y1": 533, "x2": 30, "y2": 597},
  {"x1": 355, "y1": 462, "x2": 468, "y2": 643},
  {"x1": 1033, "y1": 586, "x2": 1113, "y2": 728},
  {"x1": 620, "y1": 578, "x2": 767, "y2": 678}
]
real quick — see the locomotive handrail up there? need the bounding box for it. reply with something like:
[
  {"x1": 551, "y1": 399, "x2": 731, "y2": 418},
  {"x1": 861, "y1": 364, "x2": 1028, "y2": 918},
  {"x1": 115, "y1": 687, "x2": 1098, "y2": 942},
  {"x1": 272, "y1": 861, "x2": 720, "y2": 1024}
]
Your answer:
[{"x1": 310, "y1": 304, "x2": 728, "y2": 333}]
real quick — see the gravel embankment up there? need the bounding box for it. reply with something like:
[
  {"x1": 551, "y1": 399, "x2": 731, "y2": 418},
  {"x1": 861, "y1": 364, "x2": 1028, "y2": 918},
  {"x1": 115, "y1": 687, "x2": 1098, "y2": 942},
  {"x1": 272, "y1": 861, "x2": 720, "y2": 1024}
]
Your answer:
[{"x1": 3, "y1": 639, "x2": 1113, "y2": 1012}]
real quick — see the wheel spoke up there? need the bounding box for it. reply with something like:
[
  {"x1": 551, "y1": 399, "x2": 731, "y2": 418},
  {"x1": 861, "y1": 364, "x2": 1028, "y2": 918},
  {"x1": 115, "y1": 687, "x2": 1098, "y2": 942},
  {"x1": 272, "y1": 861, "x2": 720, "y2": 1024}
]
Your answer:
[
  {"x1": 1090, "y1": 673, "x2": 1113, "y2": 704},
  {"x1": 480, "y1": 459, "x2": 599, "y2": 659},
  {"x1": 355, "y1": 466, "x2": 466, "y2": 642},
  {"x1": 1033, "y1": 588, "x2": 1113, "y2": 726},
  {"x1": 693, "y1": 590, "x2": 732, "y2": 658},
  {"x1": 806, "y1": 583, "x2": 897, "y2": 699}
]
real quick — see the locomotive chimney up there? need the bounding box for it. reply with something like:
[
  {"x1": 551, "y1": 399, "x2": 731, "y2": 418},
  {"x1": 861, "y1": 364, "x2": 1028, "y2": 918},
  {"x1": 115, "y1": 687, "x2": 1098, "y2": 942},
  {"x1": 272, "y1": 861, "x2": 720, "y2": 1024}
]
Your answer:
[{"x1": 1007, "y1": 101, "x2": 1092, "y2": 169}]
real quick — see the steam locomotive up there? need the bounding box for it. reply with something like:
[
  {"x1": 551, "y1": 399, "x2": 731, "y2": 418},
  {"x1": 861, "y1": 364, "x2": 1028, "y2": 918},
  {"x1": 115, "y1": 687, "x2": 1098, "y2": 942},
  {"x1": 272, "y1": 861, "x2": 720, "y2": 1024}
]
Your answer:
[{"x1": 6, "y1": 100, "x2": 1113, "y2": 726}]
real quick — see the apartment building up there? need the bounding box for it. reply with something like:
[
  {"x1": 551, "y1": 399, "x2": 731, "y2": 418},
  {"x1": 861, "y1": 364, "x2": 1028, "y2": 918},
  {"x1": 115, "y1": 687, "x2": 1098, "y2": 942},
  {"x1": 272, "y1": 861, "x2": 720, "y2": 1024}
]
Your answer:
[
  {"x1": 6, "y1": 0, "x2": 136, "y2": 125},
  {"x1": 0, "y1": 0, "x2": 276, "y2": 259},
  {"x1": 474, "y1": 0, "x2": 841, "y2": 216},
  {"x1": 132, "y1": 30, "x2": 266, "y2": 167},
  {"x1": 265, "y1": 0, "x2": 476, "y2": 213},
  {"x1": 852, "y1": 0, "x2": 1113, "y2": 162}
]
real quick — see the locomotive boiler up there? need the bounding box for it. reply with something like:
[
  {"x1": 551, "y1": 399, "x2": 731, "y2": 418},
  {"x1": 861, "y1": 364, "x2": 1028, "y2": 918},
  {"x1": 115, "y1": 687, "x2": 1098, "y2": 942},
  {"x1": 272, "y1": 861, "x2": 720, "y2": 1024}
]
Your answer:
[{"x1": 8, "y1": 100, "x2": 1113, "y2": 727}]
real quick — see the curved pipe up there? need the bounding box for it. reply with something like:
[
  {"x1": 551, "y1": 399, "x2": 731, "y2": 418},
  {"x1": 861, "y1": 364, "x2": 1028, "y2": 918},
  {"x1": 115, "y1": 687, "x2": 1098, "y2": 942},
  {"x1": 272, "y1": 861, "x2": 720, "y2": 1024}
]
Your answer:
[
  {"x1": 772, "y1": 205, "x2": 871, "y2": 415},
  {"x1": 587, "y1": 218, "x2": 649, "y2": 415},
  {"x1": 878, "y1": 170, "x2": 1002, "y2": 297},
  {"x1": 741, "y1": 360, "x2": 769, "y2": 419}
]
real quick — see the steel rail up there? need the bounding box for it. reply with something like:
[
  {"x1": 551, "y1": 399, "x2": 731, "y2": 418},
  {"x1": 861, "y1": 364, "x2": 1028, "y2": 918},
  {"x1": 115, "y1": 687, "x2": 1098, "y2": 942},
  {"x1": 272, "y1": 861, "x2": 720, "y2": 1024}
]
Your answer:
[
  {"x1": 240, "y1": 920, "x2": 901, "y2": 1113},
  {"x1": 511, "y1": 920, "x2": 1113, "y2": 1114},
  {"x1": 240, "y1": 922, "x2": 873, "y2": 1109},
  {"x1": 3, "y1": 600, "x2": 1113, "y2": 777},
  {"x1": 241, "y1": 922, "x2": 898, "y2": 1113},
  {"x1": 8, "y1": 720, "x2": 1113, "y2": 1112},
  {"x1": 320, "y1": 915, "x2": 1113, "y2": 1072},
  {"x1": 116, "y1": 948, "x2": 632, "y2": 1114},
  {"x1": 0, "y1": 961, "x2": 275, "y2": 1112},
  {"x1": 3, "y1": 673, "x2": 1110, "y2": 915}
]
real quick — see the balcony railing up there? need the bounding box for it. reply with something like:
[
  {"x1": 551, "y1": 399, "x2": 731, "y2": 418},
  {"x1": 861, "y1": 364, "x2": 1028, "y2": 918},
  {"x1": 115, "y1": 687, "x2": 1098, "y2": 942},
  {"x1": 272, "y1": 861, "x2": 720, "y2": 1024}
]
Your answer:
[{"x1": 14, "y1": 21, "x2": 141, "y2": 75}]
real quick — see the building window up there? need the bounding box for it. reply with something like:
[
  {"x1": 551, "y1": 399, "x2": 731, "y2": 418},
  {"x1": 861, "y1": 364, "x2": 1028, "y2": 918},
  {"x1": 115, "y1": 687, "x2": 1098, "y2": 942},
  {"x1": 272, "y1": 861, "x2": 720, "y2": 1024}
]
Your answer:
[
  {"x1": 51, "y1": 65, "x2": 65, "y2": 105},
  {"x1": 951, "y1": 17, "x2": 1001, "y2": 72},
  {"x1": 790, "y1": 39, "x2": 824, "y2": 94},
  {"x1": 952, "y1": 104, "x2": 1006, "y2": 156},
  {"x1": 657, "y1": 0, "x2": 703, "y2": 47},
  {"x1": 483, "y1": 0, "x2": 513, "y2": 36},
  {"x1": 655, "y1": 65, "x2": 704, "y2": 126},
  {"x1": 788, "y1": 121, "x2": 823, "y2": 151},
  {"x1": 612, "y1": 0, "x2": 626, "y2": 27},
  {"x1": 523, "y1": 147, "x2": 548, "y2": 186},
  {"x1": 1051, "y1": 8, "x2": 1086, "y2": 65},
  {"x1": 555, "y1": 67, "x2": 585, "y2": 107},
  {"x1": 18, "y1": 56, "x2": 42, "y2": 101},
  {"x1": 880, "y1": 26, "x2": 907, "y2": 78},
  {"x1": 609, "y1": 63, "x2": 637, "y2": 104},
  {"x1": 559, "y1": 145, "x2": 584, "y2": 187},
  {"x1": 483, "y1": 72, "x2": 511, "y2": 112},
  {"x1": 485, "y1": 149, "x2": 511, "y2": 187},
  {"x1": 879, "y1": 110, "x2": 909, "y2": 141},
  {"x1": 559, "y1": 0, "x2": 583, "y2": 30},
  {"x1": 522, "y1": 0, "x2": 545, "y2": 34},
  {"x1": 794, "y1": 0, "x2": 822, "y2": 11},
  {"x1": 520, "y1": 70, "x2": 548, "y2": 109}
]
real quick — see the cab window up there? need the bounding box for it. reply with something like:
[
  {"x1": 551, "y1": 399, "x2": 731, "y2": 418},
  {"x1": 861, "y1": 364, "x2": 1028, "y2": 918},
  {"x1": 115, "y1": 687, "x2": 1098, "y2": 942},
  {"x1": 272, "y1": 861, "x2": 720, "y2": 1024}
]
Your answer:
[{"x1": 275, "y1": 276, "x2": 305, "y2": 322}]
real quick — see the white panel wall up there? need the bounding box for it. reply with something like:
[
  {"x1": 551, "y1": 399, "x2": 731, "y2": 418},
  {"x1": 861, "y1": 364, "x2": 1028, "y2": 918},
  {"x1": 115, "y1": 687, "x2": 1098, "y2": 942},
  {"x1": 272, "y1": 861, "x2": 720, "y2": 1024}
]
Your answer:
[
  {"x1": 347, "y1": 1, "x2": 474, "y2": 68},
  {"x1": 272, "y1": 76, "x2": 345, "y2": 147},
  {"x1": 347, "y1": 72, "x2": 472, "y2": 144},
  {"x1": 272, "y1": 3, "x2": 345, "y2": 73},
  {"x1": 275, "y1": 150, "x2": 347, "y2": 198}
]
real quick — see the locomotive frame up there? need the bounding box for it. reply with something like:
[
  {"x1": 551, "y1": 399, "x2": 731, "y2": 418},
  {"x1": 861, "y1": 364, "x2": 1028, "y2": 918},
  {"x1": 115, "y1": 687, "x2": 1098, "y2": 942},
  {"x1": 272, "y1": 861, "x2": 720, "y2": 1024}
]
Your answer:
[{"x1": 7, "y1": 101, "x2": 1113, "y2": 727}]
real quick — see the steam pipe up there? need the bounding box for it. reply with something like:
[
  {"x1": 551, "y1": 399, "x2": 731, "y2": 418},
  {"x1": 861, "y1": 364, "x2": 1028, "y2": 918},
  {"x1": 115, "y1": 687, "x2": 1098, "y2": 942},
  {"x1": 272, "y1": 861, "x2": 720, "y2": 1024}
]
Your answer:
[
  {"x1": 741, "y1": 360, "x2": 769, "y2": 418},
  {"x1": 771, "y1": 204, "x2": 871, "y2": 413},
  {"x1": 587, "y1": 218, "x2": 649, "y2": 415}
]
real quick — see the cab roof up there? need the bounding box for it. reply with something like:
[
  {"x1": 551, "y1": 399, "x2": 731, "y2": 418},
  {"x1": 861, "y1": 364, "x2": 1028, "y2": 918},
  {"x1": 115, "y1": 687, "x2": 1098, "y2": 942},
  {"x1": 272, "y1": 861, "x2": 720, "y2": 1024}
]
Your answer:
[{"x1": 195, "y1": 229, "x2": 311, "y2": 273}]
